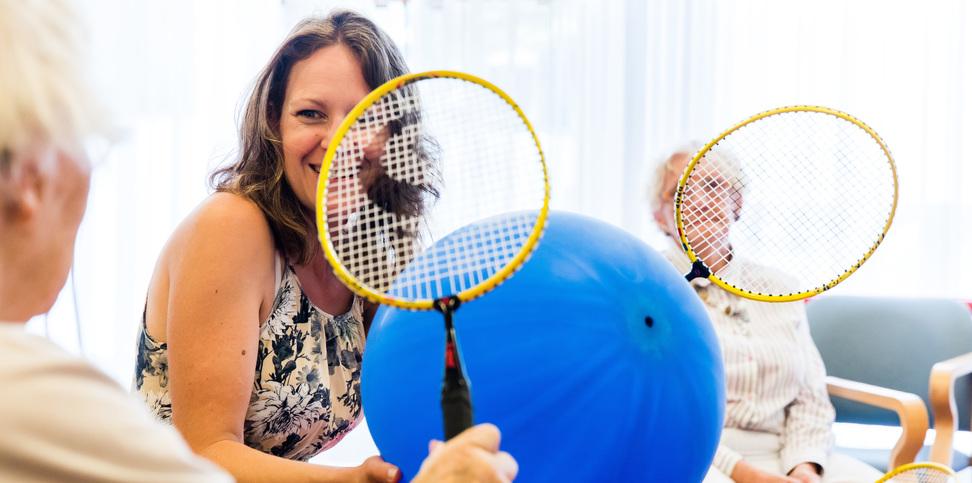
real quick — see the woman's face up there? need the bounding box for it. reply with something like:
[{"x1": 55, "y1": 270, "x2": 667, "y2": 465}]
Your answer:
[
  {"x1": 653, "y1": 152, "x2": 739, "y2": 260},
  {"x1": 279, "y1": 44, "x2": 372, "y2": 215},
  {"x1": 46, "y1": 147, "x2": 91, "y2": 309},
  {"x1": 1, "y1": 142, "x2": 90, "y2": 318},
  {"x1": 653, "y1": 153, "x2": 691, "y2": 239}
]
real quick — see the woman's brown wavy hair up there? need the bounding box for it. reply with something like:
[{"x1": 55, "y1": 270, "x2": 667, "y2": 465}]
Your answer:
[{"x1": 210, "y1": 10, "x2": 417, "y2": 264}]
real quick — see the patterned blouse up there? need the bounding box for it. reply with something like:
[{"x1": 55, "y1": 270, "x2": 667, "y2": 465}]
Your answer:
[{"x1": 133, "y1": 259, "x2": 366, "y2": 461}]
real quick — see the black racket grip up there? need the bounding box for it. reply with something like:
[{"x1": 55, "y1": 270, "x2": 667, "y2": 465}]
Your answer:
[
  {"x1": 685, "y1": 259, "x2": 711, "y2": 281},
  {"x1": 441, "y1": 366, "x2": 473, "y2": 440}
]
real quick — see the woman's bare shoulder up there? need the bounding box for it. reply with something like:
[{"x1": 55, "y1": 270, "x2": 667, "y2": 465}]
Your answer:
[{"x1": 163, "y1": 192, "x2": 276, "y2": 275}]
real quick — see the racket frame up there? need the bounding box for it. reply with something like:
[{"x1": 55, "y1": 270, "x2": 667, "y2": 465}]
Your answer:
[
  {"x1": 315, "y1": 70, "x2": 550, "y2": 310},
  {"x1": 674, "y1": 105, "x2": 899, "y2": 302},
  {"x1": 876, "y1": 461, "x2": 956, "y2": 482}
]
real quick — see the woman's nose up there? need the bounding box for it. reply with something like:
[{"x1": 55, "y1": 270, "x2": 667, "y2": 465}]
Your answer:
[{"x1": 319, "y1": 123, "x2": 336, "y2": 151}]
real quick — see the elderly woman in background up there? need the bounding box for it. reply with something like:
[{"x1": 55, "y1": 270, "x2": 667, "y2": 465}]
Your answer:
[{"x1": 647, "y1": 145, "x2": 883, "y2": 483}]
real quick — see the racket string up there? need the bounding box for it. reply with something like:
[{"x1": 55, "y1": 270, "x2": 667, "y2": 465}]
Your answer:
[
  {"x1": 883, "y1": 465, "x2": 956, "y2": 483},
  {"x1": 325, "y1": 77, "x2": 546, "y2": 301},
  {"x1": 679, "y1": 109, "x2": 896, "y2": 297}
]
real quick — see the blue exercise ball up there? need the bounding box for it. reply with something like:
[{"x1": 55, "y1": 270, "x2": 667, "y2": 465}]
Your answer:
[{"x1": 362, "y1": 211, "x2": 724, "y2": 482}]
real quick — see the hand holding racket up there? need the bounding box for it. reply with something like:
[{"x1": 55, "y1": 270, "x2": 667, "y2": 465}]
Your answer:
[
  {"x1": 675, "y1": 106, "x2": 898, "y2": 302},
  {"x1": 316, "y1": 71, "x2": 549, "y2": 439}
]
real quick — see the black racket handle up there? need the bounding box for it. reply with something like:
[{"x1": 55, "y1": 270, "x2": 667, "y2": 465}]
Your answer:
[
  {"x1": 684, "y1": 259, "x2": 711, "y2": 282},
  {"x1": 441, "y1": 365, "x2": 473, "y2": 440},
  {"x1": 436, "y1": 297, "x2": 473, "y2": 440}
]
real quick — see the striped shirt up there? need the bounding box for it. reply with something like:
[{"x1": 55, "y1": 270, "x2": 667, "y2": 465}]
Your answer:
[{"x1": 664, "y1": 249, "x2": 835, "y2": 476}]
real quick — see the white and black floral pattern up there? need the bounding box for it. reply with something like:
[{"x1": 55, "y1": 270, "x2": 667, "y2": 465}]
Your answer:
[{"x1": 133, "y1": 266, "x2": 365, "y2": 461}]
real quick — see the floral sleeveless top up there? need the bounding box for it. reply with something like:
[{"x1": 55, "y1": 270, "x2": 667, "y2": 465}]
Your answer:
[{"x1": 133, "y1": 260, "x2": 366, "y2": 461}]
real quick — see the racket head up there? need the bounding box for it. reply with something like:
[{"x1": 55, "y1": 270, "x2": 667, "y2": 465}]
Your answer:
[
  {"x1": 315, "y1": 70, "x2": 549, "y2": 310},
  {"x1": 674, "y1": 105, "x2": 898, "y2": 302},
  {"x1": 876, "y1": 462, "x2": 957, "y2": 483}
]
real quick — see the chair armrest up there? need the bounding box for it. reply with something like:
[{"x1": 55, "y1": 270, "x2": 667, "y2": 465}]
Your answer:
[
  {"x1": 929, "y1": 351, "x2": 972, "y2": 464},
  {"x1": 826, "y1": 375, "x2": 929, "y2": 469}
]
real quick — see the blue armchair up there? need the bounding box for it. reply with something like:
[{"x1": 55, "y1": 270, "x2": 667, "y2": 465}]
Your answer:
[{"x1": 806, "y1": 296, "x2": 972, "y2": 471}]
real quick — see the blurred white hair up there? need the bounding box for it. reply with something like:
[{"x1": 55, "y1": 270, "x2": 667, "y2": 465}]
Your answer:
[
  {"x1": 646, "y1": 141, "x2": 703, "y2": 214},
  {"x1": 646, "y1": 141, "x2": 745, "y2": 214},
  {"x1": 0, "y1": 0, "x2": 107, "y2": 173}
]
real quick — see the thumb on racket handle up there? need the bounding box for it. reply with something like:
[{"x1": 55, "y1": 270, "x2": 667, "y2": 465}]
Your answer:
[{"x1": 441, "y1": 366, "x2": 473, "y2": 440}]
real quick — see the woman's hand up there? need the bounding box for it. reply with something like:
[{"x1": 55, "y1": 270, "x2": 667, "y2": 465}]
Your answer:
[
  {"x1": 787, "y1": 463, "x2": 822, "y2": 483},
  {"x1": 731, "y1": 460, "x2": 800, "y2": 483},
  {"x1": 351, "y1": 455, "x2": 401, "y2": 483}
]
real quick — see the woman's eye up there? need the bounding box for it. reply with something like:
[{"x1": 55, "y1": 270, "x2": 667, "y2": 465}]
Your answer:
[{"x1": 297, "y1": 110, "x2": 326, "y2": 120}]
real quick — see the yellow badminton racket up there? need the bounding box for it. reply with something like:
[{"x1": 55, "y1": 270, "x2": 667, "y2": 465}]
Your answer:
[
  {"x1": 315, "y1": 70, "x2": 549, "y2": 439},
  {"x1": 675, "y1": 105, "x2": 898, "y2": 302},
  {"x1": 876, "y1": 462, "x2": 956, "y2": 482}
]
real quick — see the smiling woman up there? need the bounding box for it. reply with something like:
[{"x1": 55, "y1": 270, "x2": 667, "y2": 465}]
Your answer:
[
  {"x1": 131, "y1": 11, "x2": 418, "y2": 483},
  {"x1": 279, "y1": 45, "x2": 372, "y2": 215}
]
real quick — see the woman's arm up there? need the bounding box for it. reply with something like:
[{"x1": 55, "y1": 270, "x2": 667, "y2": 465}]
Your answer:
[
  {"x1": 779, "y1": 308, "x2": 835, "y2": 476},
  {"x1": 164, "y1": 194, "x2": 396, "y2": 483},
  {"x1": 730, "y1": 460, "x2": 801, "y2": 483},
  {"x1": 712, "y1": 443, "x2": 744, "y2": 478}
]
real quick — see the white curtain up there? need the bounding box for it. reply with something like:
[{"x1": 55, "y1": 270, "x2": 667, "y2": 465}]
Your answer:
[
  {"x1": 700, "y1": 0, "x2": 972, "y2": 300},
  {"x1": 32, "y1": 0, "x2": 972, "y2": 465}
]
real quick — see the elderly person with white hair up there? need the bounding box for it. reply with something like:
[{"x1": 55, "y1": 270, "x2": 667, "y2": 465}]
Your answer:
[
  {"x1": 0, "y1": 1, "x2": 232, "y2": 481},
  {"x1": 0, "y1": 2, "x2": 516, "y2": 482},
  {"x1": 648, "y1": 146, "x2": 883, "y2": 483}
]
